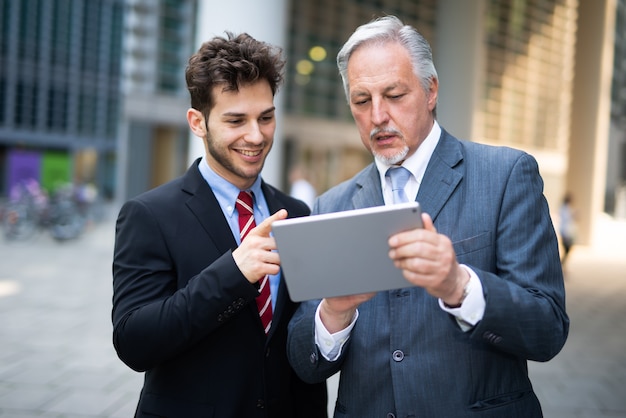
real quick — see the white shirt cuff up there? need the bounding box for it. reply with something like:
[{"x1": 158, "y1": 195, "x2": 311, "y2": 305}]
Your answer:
[
  {"x1": 314, "y1": 302, "x2": 358, "y2": 361},
  {"x1": 439, "y1": 265, "x2": 485, "y2": 331}
]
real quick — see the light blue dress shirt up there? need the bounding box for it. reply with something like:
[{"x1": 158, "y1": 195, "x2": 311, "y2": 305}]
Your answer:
[{"x1": 197, "y1": 157, "x2": 280, "y2": 309}]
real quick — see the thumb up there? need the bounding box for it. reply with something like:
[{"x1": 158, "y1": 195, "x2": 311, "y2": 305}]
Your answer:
[
  {"x1": 250, "y1": 209, "x2": 288, "y2": 238},
  {"x1": 421, "y1": 212, "x2": 437, "y2": 233}
]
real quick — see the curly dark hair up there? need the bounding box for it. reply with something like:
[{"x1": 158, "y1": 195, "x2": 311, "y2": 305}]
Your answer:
[{"x1": 185, "y1": 32, "x2": 285, "y2": 116}]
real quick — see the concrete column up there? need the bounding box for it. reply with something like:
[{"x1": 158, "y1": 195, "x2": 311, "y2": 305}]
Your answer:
[
  {"x1": 569, "y1": 0, "x2": 616, "y2": 245},
  {"x1": 434, "y1": 0, "x2": 486, "y2": 141},
  {"x1": 189, "y1": 0, "x2": 288, "y2": 187}
]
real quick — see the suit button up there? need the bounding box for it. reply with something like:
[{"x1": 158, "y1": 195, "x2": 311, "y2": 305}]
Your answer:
[
  {"x1": 387, "y1": 413, "x2": 396, "y2": 418},
  {"x1": 256, "y1": 399, "x2": 265, "y2": 408},
  {"x1": 392, "y1": 350, "x2": 404, "y2": 362},
  {"x1": 483, "y1": 331, "x2": 502, "y2": 344}
]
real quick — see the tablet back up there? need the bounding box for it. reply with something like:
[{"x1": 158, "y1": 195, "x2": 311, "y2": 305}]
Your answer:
[{"x1": 272, "y1": 202, "x2": 422, "y2": 302}]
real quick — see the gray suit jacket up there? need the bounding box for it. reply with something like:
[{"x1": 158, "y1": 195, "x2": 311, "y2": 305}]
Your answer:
[{"x1": 287, "y1": 129, "x2": 569, "y2": 417}]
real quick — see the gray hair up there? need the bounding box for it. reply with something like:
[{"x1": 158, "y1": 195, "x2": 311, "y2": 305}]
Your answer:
[{"x1": 337, "y1": 15, "x2": 438, "y2": 103}]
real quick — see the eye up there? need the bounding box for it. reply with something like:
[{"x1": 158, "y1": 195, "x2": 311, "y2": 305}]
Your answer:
[{"x1": 259, "y1": 114, "x2": 275, "y2": 123}]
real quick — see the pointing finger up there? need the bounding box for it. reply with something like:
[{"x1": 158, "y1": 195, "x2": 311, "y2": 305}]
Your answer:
[{"x1": 250, "y1": 209, "x2": 288, "y2": 238}]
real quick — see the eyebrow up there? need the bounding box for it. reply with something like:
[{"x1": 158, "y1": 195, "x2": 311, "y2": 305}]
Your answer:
[
  {"x1": 222, "y1": 106, "x2": 276, "y2": 118},
  {"x1": 350, "y1": 83, "x2": 405, "y2": 100},
  {"x1": 350, "y1": 91, "x2": 369, "y2": 100}
]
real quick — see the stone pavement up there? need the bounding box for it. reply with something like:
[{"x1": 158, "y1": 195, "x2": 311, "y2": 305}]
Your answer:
[{"x1": 0, "y1": 205, "x2": 624, "y2": 417}]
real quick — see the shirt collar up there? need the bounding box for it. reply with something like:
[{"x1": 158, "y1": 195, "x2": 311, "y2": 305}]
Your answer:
[{"x1": 198, "y1": 157, "x2": 263, "y2": 217}]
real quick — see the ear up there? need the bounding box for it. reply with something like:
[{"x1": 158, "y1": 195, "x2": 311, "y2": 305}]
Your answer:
[
  {"x1": 187, "y1": 108, "x2": 206, "y2": 138},
  {"x1": 427, "y1": 77, "x2": 439, "y2": 111}
]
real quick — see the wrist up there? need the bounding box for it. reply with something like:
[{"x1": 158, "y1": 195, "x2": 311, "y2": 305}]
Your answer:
[
  {"x1": 443, "y1": 268, "x2": 471, "y2": 308},
  {"x1": 320, "y1": 299, "x2": 356, "y2": 333}
]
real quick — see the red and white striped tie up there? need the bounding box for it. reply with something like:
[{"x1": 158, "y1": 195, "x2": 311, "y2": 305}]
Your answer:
[{"x1": 236, "y1": 191, "x2": 272, "y2": 334}]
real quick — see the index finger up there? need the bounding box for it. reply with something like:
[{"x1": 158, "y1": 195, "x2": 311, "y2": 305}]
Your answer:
[{"x1": 250, "y1": 209, "x2": 288, "y2": 238}]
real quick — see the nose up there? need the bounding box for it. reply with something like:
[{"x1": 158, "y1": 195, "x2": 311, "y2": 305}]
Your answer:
[
  {"x1": 370, "y1": 98, "x2": 390, "y2": 126},
  {"x1": 244, "y1": 122, "x2": 264, "y2": 144}
]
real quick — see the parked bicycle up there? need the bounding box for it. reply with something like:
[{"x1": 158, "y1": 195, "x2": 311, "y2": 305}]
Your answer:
[
  {"x1": 2, "y1": 179, "x2": 49, "y2": 240},
  {"x1": 2, "y1": 180, "x2": 103, "y2": 242},
  {"x1": 46, "y1": 185, "x2": 85, "y2": 241}
]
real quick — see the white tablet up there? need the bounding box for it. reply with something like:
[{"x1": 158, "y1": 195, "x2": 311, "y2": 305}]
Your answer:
[{"x1": 272, "y1": 202, "x2": 423, "y2": 302}]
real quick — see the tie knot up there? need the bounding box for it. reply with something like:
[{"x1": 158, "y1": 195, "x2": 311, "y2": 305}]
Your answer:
[
  {"x1": 386, "y1": 166, "x2": 411, "y2": 191},
  {"x1": 236, "y1": 191, "x2": 254, "y2": 214}
]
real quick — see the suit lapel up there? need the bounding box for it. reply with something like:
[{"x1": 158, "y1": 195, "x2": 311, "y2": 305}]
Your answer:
[
  {"x1": 181, "y1": 160, "x2": 237, "y2": 255},
  {"x1": 352, "y1": 164, "x2": 385, "y2": 209},
  {"x1": 417, "y1": 130, "x2": 464, "y2": 222}
]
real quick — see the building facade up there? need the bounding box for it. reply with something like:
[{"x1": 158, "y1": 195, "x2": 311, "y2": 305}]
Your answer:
[
  {"x1": 1, "y1": 0, "x2": 624, "y2": 245},
  {"x1": 281, "y1": 0, "x2": 616, "y2": 244},
  {"x1": 0, "y1": 0, "x2": 124, "y2": 199},
  {"x1": 282, "y1": 0, "x2": 580, "y2": 198}
]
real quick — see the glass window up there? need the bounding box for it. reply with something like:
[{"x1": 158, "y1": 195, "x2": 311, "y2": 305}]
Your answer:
[
  {"x1": 156, "y1": 0, "x2": 195, "y2": 94},
  {"x1": 15, "y1": 82, "x2": 38, "y2": 128},
  {"x1": 51, "y1": 0, "x2": 72, "y2": 68}
]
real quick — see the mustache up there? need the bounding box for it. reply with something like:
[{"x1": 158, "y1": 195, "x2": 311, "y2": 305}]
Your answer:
[{"x1": 370, "y1": 127, "x2": 402, "y2": 141}]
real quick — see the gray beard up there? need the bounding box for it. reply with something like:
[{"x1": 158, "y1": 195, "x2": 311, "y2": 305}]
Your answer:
[{"x1": 373, "y1": 145, "x2": 409, "y2": 166}]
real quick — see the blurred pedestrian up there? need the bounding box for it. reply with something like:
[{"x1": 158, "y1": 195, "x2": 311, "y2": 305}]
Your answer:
[
  {"x1": 289, "y1": 165, "x2": 317, "y2": 209},
  {"x1": 559, "y1": 192, "x2": 576, "y2": 266}
]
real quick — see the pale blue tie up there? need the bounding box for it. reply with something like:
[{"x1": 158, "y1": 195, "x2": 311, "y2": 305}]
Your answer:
[{"x1": 386, "y1": 166, "x2": 411, "y2": 204}]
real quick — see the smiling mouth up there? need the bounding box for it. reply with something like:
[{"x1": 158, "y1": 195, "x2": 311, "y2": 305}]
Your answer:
[{"x1": 237, "y1": 149, "x2": 262, "y2": 157}]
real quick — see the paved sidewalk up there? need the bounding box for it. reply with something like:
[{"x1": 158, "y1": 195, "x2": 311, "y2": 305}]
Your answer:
[
  {"x1": 528, "y1": 214, "x2": 626, "y2": 418},
  {"x1": 0, "y1": 206, "x2": 141, "y2": 418},
  {"x1": 0, "y1": 207, "x2": 624, "y2": 417}
]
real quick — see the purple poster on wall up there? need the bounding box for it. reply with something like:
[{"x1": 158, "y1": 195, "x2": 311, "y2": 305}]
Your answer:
[{"x1": 6, "y1": 149, "x2": 42, "y2": 196}]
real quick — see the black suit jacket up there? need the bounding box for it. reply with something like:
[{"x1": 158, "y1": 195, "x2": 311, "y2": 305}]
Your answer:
[{"x1": 112, "y1": 159, "x2": 327, "y2": 418}]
